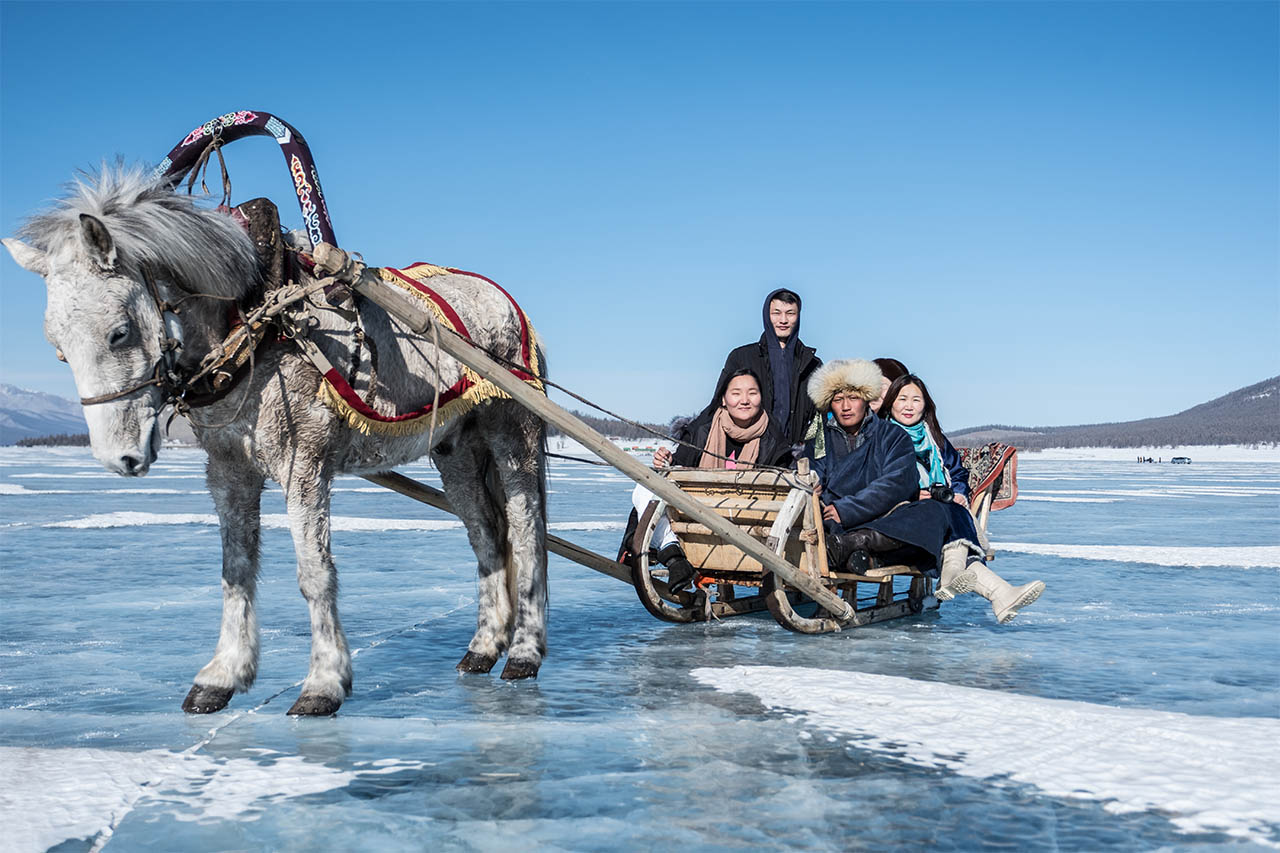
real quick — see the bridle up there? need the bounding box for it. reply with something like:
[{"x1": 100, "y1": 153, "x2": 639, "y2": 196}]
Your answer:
[{"x1": 77, "y1": 266, "x2": 188, "y2": 407}]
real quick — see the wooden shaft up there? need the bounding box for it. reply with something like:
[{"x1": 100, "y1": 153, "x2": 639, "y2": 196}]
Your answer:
[
  {"x1": 432, "y1": 336, "x2": 851, "y2": 620},
  {"x1": 313, "y1": 243, "x2": 436, "y2": 333},
  {"x1": 363, "y1": 471, "x2": 632, "y2": 584}
]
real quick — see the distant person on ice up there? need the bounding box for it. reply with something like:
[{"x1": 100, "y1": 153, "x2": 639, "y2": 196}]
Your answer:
[{"x1": 706, "y1": 288, "x2": 821, "y2": 454}]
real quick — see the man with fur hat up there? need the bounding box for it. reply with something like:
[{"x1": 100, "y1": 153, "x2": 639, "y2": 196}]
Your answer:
[
  {"x1": 803, "y1": 359, "x2": 953, "y2": 576},
  {"x1": 707, "y1": 288, "x2": 821, "y2": 450}
]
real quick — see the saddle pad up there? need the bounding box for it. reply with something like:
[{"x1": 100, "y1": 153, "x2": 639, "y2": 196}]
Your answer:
[{"x1": 316, "y1": 263, "x2": 543, "y2": 435}]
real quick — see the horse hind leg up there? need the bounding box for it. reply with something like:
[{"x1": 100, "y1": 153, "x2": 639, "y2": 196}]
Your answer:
[
  {"x1": 487, "y1": 406, "x2": 548, "y2": 681},
  {"x1": 435, "y1": 425, "x2": 514, "y2": 674}
]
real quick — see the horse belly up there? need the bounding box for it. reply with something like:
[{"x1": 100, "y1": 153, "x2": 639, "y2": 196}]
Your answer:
[{"x1": 332, "y1": 421, "x2": 453, "y2": 476}]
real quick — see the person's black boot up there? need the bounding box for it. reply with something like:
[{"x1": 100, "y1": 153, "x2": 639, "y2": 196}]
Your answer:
[
  {"x1": 656, "y1": 543, "x2": 696, "y2": 591},
  {"x1": 826, "y1": 530, "x2": 866, "y2": 571},
  {"x1": 825, "y1": 529, "x2": 879, "y2": 575},
  {"x1": 843, "y1": 547, "x2": 871, "y2": 575}
]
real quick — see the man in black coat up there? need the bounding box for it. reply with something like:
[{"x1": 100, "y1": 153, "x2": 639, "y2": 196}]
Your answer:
[{"x1": 708, "y1": 288, "x2": 821, "y2": 451}]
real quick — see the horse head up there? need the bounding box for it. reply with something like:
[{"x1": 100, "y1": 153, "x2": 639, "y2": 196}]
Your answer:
[{"x1": 3, "y1": 165, "x2": 260, "y2": 476}]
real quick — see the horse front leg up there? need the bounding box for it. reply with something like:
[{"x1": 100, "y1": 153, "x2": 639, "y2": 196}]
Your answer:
[
  {"x1": 283, "y1": 471, "x2": 352, "y2": 716},
  {"x1": 184, "y1": 462, "x2": 265, "y2": 714}
]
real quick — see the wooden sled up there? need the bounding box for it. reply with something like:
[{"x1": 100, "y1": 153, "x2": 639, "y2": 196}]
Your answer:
[
  {"x1": 629, "y1": 450, "x2": 1017, "y2": 634},
  {"x1": 368, "y1": 448, "x2": 1017, "y2": 636}
]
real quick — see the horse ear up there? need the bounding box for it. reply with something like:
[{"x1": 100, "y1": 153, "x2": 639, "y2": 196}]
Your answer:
[
  {"x1": 79, "y1": 213, "x2": 118, "y2": 270},
  {"x1": 2, "y1": 238, "x2": 48, "y2": 276}
]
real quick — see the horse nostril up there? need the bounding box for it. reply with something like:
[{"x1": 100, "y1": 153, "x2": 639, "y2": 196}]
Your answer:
[{"x1": 120, "y1": 454, "x2": 142, "y2": 475}]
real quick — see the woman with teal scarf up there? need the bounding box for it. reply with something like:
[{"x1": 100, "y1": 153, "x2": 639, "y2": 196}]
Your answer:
[{"x1": 881, "y1": 374, "x2": 1045, "y2": 624}]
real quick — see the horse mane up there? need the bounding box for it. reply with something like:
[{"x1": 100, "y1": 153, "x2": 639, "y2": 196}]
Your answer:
[{"x1": 18, "y1": 162, "x2": 260, "y2": 300}]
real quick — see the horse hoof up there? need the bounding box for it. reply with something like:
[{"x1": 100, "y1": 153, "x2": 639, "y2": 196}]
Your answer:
[
  {"x1": 456, "y1": 651, "x2": 498, "y2": 674},
  {"x1": 499, "y1": 658, "x2": 540, "y2": 681},
  {"x1": 287, "y1": 694, "x2": 341, "y2": 717},
  {"x1": 182, "y1": 685, "x2": 233, "y2": 714}
]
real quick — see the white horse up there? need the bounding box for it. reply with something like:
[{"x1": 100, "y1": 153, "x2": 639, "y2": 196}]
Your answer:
[{"x1": 3, "y1": 167, "x2": 549, "y2": 715}]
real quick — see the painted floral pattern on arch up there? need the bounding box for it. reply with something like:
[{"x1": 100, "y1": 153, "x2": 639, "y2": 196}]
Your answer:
[{"x1": 181, "y1": 111, "x2": 259, "y2": 148}]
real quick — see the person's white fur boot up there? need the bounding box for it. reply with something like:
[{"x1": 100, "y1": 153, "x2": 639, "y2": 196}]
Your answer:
[
  {"x1": 936, "y1": 542, "x2": 978, "y2": 602},
  {"x1": 968, "y1": 561, "x2": 1045, "y2": 624}
]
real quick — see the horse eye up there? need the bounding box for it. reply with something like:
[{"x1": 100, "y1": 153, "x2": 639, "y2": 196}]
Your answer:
[{"x1": 108, "y1": 323, "x2": 131, "y2": 348}]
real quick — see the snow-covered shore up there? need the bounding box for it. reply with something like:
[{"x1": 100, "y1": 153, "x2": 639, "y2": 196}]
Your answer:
[{"x1": 1024, "y1": 445, "x2": 1280, "y2": 463}]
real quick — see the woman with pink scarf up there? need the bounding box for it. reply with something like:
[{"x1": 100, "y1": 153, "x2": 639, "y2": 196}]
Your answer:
[{"x1": 630, "y1": 369, "x2": 790, "y2": 590}]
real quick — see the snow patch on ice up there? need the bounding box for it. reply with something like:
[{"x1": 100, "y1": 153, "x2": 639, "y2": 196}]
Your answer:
[
  {"x1": 44, "y1": 512, "x2": 622, "y2": 533},
  {"x1": 693, "y1": 665, "x2": 1280, "y2": 845},
  {"x1": 1027, "y1": 487, "x2": 1280, "y2": 499},
  {"x1": 999, "y1": 542, "x2": 1280, "y2": 568},
  {"x1": 1018, "y1": 494, "x2": 1118, "y2": 503},
  {"x1": 322, "y1": 516, "x2": 462, "y2": 532},
  {"x1": 44, "y1": 512, "x2": 462, "y2": 532},
  {"x1": 0, "y1": 484, "x2": 195, "y2": 496},
  {"x1": 332, "y1": 486, "x2": 410, "y2": 493},
  {"x1": 46, "y1": 512, "x2": 217, "y2": 529},
  {"x1": 549, "y1": 521, "x2": 625, "y2": 531},
  {"x1": 1027, "y1": 445, "x2": 1280, "y2": 462},
  {"x1": 0, "y1": 745, "x2": 429, "y2": 853}
]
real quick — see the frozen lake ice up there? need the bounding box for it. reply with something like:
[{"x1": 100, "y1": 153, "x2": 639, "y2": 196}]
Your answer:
[{"x1": 1, "y1": 446, "x2": 1278, "y2": 850}]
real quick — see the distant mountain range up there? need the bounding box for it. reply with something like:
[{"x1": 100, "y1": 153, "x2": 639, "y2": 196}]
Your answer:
[
  {"x1": 0, "y1": 384, "x2": 87, "y2": 446},
  {"x1": 950, "y1": 376, "x2": 1279, "y2": 450},
  {"x1": 3, "y1": 377, "x2": 1277, "y2": 450}
]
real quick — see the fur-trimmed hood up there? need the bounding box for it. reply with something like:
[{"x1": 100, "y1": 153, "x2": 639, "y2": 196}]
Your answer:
[{"x1": 807, "y1": 359, "x2": 883, "y2": 410}]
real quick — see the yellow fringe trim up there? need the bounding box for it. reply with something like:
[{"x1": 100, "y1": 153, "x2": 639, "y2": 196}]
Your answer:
[
  {"x1": 318, "y1": 374, "x2": 541, "y2": 437},
  {"x1": 390, "y1": 262, "x2": 452, "y2": 280},
  {"x1": 377, "y1": 268, "x2": 456, "y2": 328}
]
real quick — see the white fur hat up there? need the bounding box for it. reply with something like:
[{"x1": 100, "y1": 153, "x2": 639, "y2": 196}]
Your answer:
[{"x1": 807, "y1": 359, "x2": 884, "y2": 410}]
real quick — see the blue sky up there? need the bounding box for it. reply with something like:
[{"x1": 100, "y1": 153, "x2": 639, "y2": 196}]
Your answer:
[{"x1": 2, "y1": 1, "x2": 1276, "y2": 431}]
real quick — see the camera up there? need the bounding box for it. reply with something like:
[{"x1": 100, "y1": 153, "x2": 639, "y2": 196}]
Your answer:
[{"x1": 929, "y1": 483, "x2": 954, "y2": 504}]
